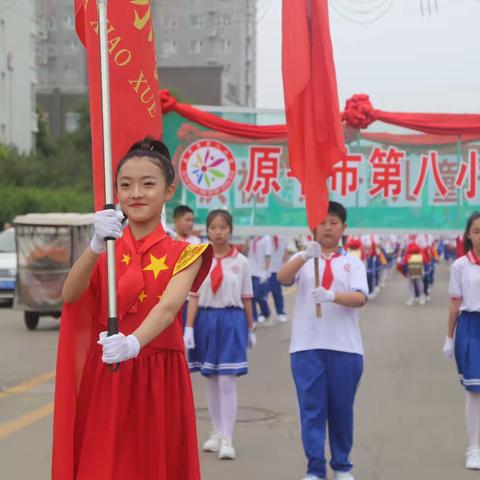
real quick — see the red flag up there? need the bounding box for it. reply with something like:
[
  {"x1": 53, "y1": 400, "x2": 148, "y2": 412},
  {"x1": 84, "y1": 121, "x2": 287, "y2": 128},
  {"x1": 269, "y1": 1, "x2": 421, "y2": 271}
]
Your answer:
[
  {"x1": 75, "y1": 0, "x2": 162, "y2": 210},
  {"x1": 282, "y1": 0, "x2": 346, "y2": 230}
]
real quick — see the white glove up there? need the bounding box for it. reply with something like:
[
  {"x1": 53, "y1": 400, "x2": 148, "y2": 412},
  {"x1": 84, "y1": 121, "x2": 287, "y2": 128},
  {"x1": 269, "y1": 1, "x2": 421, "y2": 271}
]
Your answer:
[
  {"x1": 259, "y1": 270, "x2": 270, "y2": 284},
  {"x1": 248, "y1": 330, "x2": 257, "y2": 349},
  {"x1": 300, "y1": 241, "x2": 321, "y2": 261},
  {"x1": 311, "y1": 287, "x2": 335, "y2": 304},
  {"x1": 443, "y1": 336, "x2": 454, "y2": 360},
  {"x1": 183, "y1": 326, "x2": 195, "y2": 350},
  {"x1": 90, "y1": 209, "x2": 124, "y2": 254},
  {"x1": 98, "y1": 332, "x2": 140, "y2": 364}
]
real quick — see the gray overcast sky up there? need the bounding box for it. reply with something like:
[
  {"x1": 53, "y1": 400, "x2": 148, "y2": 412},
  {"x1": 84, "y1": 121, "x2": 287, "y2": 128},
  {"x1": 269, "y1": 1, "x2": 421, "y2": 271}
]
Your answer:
[{"x1": 256, "y1": 0, "x2": 480, "y2": 113}]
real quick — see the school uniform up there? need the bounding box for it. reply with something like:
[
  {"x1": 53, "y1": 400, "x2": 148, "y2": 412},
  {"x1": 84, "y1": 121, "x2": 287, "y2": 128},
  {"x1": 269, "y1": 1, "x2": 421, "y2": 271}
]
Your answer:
[
  {"x1": 189, "y1": 248, "x2": 253, "y2": 376},
  {"x1": 290, "y1": 249, "x2": 368, "y2": 479},
  {"x1": 269, "y1": 235, "x2": 288, "y2": 316},
  {"x1": 449, "y1": 251, "x2": 480, "y2": 392},
  {"x1": 361, "y1": 234, "x2": 380, "y2": 294},
  {"x1": 247, "y1": 235, "x2": 272, "y2": 321}
]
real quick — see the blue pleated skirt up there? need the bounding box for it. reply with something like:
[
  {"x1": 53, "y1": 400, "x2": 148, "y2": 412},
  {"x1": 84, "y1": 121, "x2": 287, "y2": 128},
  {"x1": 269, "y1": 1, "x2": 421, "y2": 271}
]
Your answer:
[
  {"x1": 188, "y1": 307, "x2": 248, "y2": 377},
  {"x1": 455, "y1": 311, "x2": 480, "y2": 392}
]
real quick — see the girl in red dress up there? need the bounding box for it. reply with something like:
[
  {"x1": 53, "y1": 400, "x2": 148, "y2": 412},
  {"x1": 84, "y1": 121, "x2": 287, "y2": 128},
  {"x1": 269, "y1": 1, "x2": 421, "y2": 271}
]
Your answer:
[{"x1": 52, "y1": 138, "x2": 212, "y2": 480}]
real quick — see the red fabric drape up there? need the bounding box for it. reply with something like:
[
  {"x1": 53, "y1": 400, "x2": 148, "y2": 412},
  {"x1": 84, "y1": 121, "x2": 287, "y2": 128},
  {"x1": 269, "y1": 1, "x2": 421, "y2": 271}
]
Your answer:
[
  {"x1": 281, "y1": 0, "x2": 346, "y2": 230},
  {"x1": 375, "y1": 110, "x2": 480, "y2": 136},
  {"x1": 160, "y1": 90, "x2": 480, "y2": 143},
  {"x1": 342, "y1": 94, "x2": 480, "y2": 136},
  {"x1": 76, "y1": 0, "x2": 162, "y2": 210},
  {"x1": 160, "y1": 91, "x2": 287, "y2": 139},
  {"x1": 360, "y1": 131, "x2": 480, "y2": 147}
]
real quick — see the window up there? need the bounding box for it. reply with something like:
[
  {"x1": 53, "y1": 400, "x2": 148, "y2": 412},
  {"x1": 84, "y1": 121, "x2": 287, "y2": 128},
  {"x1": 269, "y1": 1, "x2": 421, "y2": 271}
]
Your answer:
[
  {"x1": 47, "y1": 16, "x2": 55, "y2": 31},
  {"x1": 166, "y1": 17, "x2": 178, "y2": 30},
  {"x1": 64, "y1": 38, "x2": 77, "y2": 53},
  {"x1": 223, "y1": 15, "x2": 231, "y2": 26},
  {"x1": 189, "y1": 40, "x2": 202, "y2": 54},
  {"x1": 221, "y1": 39, "x2": 231, "y2": 53},
  {"x1": 160, "y1": 40, "x2": 177, "y2": 57},
  {"x1": 63, "y1": 15, "x2": 74, "y2": 29},
  {"x1": 190, "y1": 15, "x2": 203, "y2": 28},
  {"x1": 65, "y1": 112, "x2": 80, "y2": 133}
]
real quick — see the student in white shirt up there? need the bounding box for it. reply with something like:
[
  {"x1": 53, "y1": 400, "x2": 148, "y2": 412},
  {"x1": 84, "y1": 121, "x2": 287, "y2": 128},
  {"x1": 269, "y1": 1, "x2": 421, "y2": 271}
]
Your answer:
[
  {"x1": 268, "y1": 235, "x2": 290, "y2": 322},
  {"x1": 277, "y1": 201, "x2": 368, "y2": 480},
  {"x1": 173, "y1": 205, "x2": 201, "y2": 244},
  {"x1": 245, "y1": 234, "x2": 272, "y2": 323},
  {"x1": 184, "y1": 209, "x2": 256, "y2": 461},
  {"x1": 443, "y1": 211, "x2": 480, "y2": 470}
]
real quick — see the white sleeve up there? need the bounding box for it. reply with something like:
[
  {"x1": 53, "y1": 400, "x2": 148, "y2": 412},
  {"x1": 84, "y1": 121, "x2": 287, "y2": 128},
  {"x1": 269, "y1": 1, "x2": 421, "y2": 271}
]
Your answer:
[
  {"x1": 348, "y1": 258, "x2": 369, "y2": 297},
  {"x1": 241, "y1": 258, "x2": 254, "y2": 298},
  {"x1": 264, "y1": 236, "x2": 272, "y2": 256},
  {"x1": 449, "y1": 260, "x2": 463, "y2": 299}
]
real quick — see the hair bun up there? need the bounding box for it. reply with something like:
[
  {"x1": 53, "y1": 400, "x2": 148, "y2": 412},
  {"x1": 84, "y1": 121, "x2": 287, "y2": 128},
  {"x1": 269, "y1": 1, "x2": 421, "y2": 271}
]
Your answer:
[{"x1": 129, "y1": 137, "x2": 171, "y2": 161}]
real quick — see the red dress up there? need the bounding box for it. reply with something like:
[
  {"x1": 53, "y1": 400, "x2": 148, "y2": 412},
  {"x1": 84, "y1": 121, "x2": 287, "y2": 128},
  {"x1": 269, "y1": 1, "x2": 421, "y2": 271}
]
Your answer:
[{"x1": 52, "y1": 225, "x2": 212, "y2": 480}]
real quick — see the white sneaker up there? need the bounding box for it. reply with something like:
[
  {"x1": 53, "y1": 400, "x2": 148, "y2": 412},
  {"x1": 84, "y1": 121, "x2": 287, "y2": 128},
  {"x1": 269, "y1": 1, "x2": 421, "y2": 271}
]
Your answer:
[
  {"x1": 466, "y1": 447, "x2": 480, "y2": 469},
  {"x1": 277, "y1": 314, "x2": 288, "y2": 323},
  {"x1": 202, "y1": 431, "x2": 221, "y2": 452},
  {"x1": 218, "y1": 437, "x2": 236, "y2": 460},
  {"x1": 301, "y1": 475, "x2": 324, "y2": 480},
  {"x1": 333, "y1": 472, "x2": 355, "y2": 480},
  {"x1": 418, "y1": 295, "x2": 426, "y2": 306},
  {"x1": 406, "y1": 298, "x2": 415, "y2": 306},
  {"x1": 257, "y1": 315, "x2": 266, "y2": 323}
]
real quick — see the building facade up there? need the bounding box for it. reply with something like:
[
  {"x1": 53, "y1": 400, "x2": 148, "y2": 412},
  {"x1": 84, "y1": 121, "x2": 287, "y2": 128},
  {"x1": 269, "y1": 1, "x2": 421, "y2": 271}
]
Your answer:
[
  {"x1": 153, "y1": 0, "x2": 256, "y2": 107},
  {"x1": 0, "y1": 0, "x2": 38, "y2": 152},
  {"x1": 36, "y1": 0, "x2": 87, "y2": 137}
]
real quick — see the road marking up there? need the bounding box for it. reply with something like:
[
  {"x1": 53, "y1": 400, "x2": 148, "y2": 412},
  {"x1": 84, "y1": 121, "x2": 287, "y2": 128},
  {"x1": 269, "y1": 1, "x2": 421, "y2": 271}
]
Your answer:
[
  {"x1": 0, "y1": 402, "x2": 54, "y2": 440},
  {"x1": 0, "y1": 370, "x2": 55, "y2": 400}
]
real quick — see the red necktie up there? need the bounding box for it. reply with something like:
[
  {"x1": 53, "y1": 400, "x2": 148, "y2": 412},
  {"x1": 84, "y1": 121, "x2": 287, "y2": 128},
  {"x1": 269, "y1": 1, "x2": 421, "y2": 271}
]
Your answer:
[
  {"x1": 252, "y1": 237, "x2": 260, "y2": 254},
  {"x1": 321, "y1": 252, "x2": 341, "y2": 289},
  {"x1": 467, "y1": 250, "x2": 480, "y2": 266},
  {"x1": 274, "y1": 235, "x2": 279, "y2": 250},
  {"x1": 210, "y1": 247, "x2": 234, "y2": 294}
]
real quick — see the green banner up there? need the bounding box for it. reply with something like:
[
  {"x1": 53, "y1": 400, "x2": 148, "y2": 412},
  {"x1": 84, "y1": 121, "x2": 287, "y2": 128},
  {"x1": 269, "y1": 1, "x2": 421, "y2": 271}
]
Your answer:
[{"x1": 163, "y1": 109, "x2": 480, "y2": 231}]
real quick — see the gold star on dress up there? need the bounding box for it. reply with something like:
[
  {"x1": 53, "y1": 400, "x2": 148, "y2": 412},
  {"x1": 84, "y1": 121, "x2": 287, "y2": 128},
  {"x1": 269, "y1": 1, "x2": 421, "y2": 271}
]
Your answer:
[
  {"x1": 121, "y1": 254, "x2": 132, "y2": 266},
  {"x1": 138, "y1": 290, "x2": 148, "y2": 303},
  {"x1": 143, "y1": 254, "x2": 169, "y2": 280}
]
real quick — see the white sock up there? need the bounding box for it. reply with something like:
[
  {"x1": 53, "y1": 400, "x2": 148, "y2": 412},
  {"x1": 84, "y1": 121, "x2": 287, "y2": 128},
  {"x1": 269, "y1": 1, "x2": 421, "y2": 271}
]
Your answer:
[
  {"x1": 465, "y1": 391, "x2": 480, "y2": 450},
  {"x1": 218, "y1": 375, "x2": 238, "y2": 439},
  {"x1": 205, "y1": 376, "x2": 221, "y2": 433}
]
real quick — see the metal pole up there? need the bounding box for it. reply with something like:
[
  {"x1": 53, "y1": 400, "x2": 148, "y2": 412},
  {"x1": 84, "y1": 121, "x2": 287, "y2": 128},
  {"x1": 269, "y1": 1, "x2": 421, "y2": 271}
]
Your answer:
[{"x1": 97, "y1": 0, "x2": 119, "y2": 361}]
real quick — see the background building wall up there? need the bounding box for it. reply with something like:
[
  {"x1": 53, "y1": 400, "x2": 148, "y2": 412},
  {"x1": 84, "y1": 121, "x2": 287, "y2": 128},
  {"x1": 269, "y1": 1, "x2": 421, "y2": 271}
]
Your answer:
[
  {"x1": 153, "y1": 0, "x2": 256, "y2": 107},
  {"x1": 0, "y1": 0, "x2": 38, "y2": 152}
]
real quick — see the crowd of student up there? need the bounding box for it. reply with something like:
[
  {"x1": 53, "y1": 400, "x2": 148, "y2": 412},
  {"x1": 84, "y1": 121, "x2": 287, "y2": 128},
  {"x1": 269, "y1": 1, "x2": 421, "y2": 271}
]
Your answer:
[{"x1": 51, "y1": 138, "x2": 480, "y2": 480}]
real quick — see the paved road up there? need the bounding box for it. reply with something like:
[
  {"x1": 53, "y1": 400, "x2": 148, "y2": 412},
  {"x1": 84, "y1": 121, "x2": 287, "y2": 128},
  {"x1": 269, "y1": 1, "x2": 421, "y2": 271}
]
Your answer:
[{"x1": 0, "y1": 264, "x2": 475, "y2": 479}]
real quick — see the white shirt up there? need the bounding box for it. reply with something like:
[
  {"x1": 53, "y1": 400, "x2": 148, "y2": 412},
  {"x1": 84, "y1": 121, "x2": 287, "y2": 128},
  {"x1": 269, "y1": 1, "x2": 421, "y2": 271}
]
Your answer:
[
  {"x1": 247, "y1": 235, "x2": 272, "y2": 277},
  {"x1": 191, "y1": 250, "x2": 253, "y2": 308},
  {"x1": 270, "y1": 235, "x2": 288, "y2": 273},
  {"x1": 175, "y1": 233, "x2": 201, "y2": 244},
  {"x1": 289, "y1": 252, "x2": 369, "y2": 355},
  {"x1": 449, "y1": 255, "x2": 480, "y2": 312}
]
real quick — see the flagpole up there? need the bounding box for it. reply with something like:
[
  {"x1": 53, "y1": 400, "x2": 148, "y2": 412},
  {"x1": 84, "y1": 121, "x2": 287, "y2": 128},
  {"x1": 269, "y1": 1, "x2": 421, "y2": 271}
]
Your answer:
[
  {"x1": 313, "y1": 230, "x2": 322, "y2": 318},
  {"x1": 97, "y1": 0, "x2": 120, "y2": 370}
]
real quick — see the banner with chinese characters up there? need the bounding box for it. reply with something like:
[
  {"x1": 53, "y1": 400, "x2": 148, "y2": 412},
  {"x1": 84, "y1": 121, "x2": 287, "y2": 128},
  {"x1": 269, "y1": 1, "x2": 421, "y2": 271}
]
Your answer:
[{"x1": 164, "y1": 110, "x2": 480, "y2": 231}]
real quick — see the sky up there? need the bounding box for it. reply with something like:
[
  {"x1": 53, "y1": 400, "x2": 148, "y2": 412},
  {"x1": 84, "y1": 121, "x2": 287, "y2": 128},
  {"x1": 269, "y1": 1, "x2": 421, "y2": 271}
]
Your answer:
[{"x1": 256, "y1": 0, "x2": 480, "y2": 114}]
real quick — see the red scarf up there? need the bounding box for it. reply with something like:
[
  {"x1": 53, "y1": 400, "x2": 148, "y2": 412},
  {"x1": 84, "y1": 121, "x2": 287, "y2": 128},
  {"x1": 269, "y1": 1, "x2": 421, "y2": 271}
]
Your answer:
[
  {"x1": 467, "y1": 250, "x2": 480, "y2": 266},
  {"x1": 321, "y1": 252, "x2": 341, "y2": 290},
  {"x1": 273, "y1": 235, "x2": 279, "y2": 251},
  {"x1": 252, "y1": 237, "x2": 260, "y2": 254},
  {"x1": 210, "y1": 247, "x2": 236, "y2": 294}
]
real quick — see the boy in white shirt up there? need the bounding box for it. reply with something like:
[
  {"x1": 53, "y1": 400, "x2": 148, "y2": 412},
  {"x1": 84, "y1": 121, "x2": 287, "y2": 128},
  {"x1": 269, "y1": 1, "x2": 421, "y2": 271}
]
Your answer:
[
  {"x1": 173, "y1": 205, "x2": 201, "y2": 244},
  {"x1": 246, "y1": 234, "x2": 272, "y2": 323},
  {"x1": 277, "y1": 202, "x2": 368, "y2": 480},
  {"x1": 268, "y1": 235, "x2": 291, "y2": 322}
]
